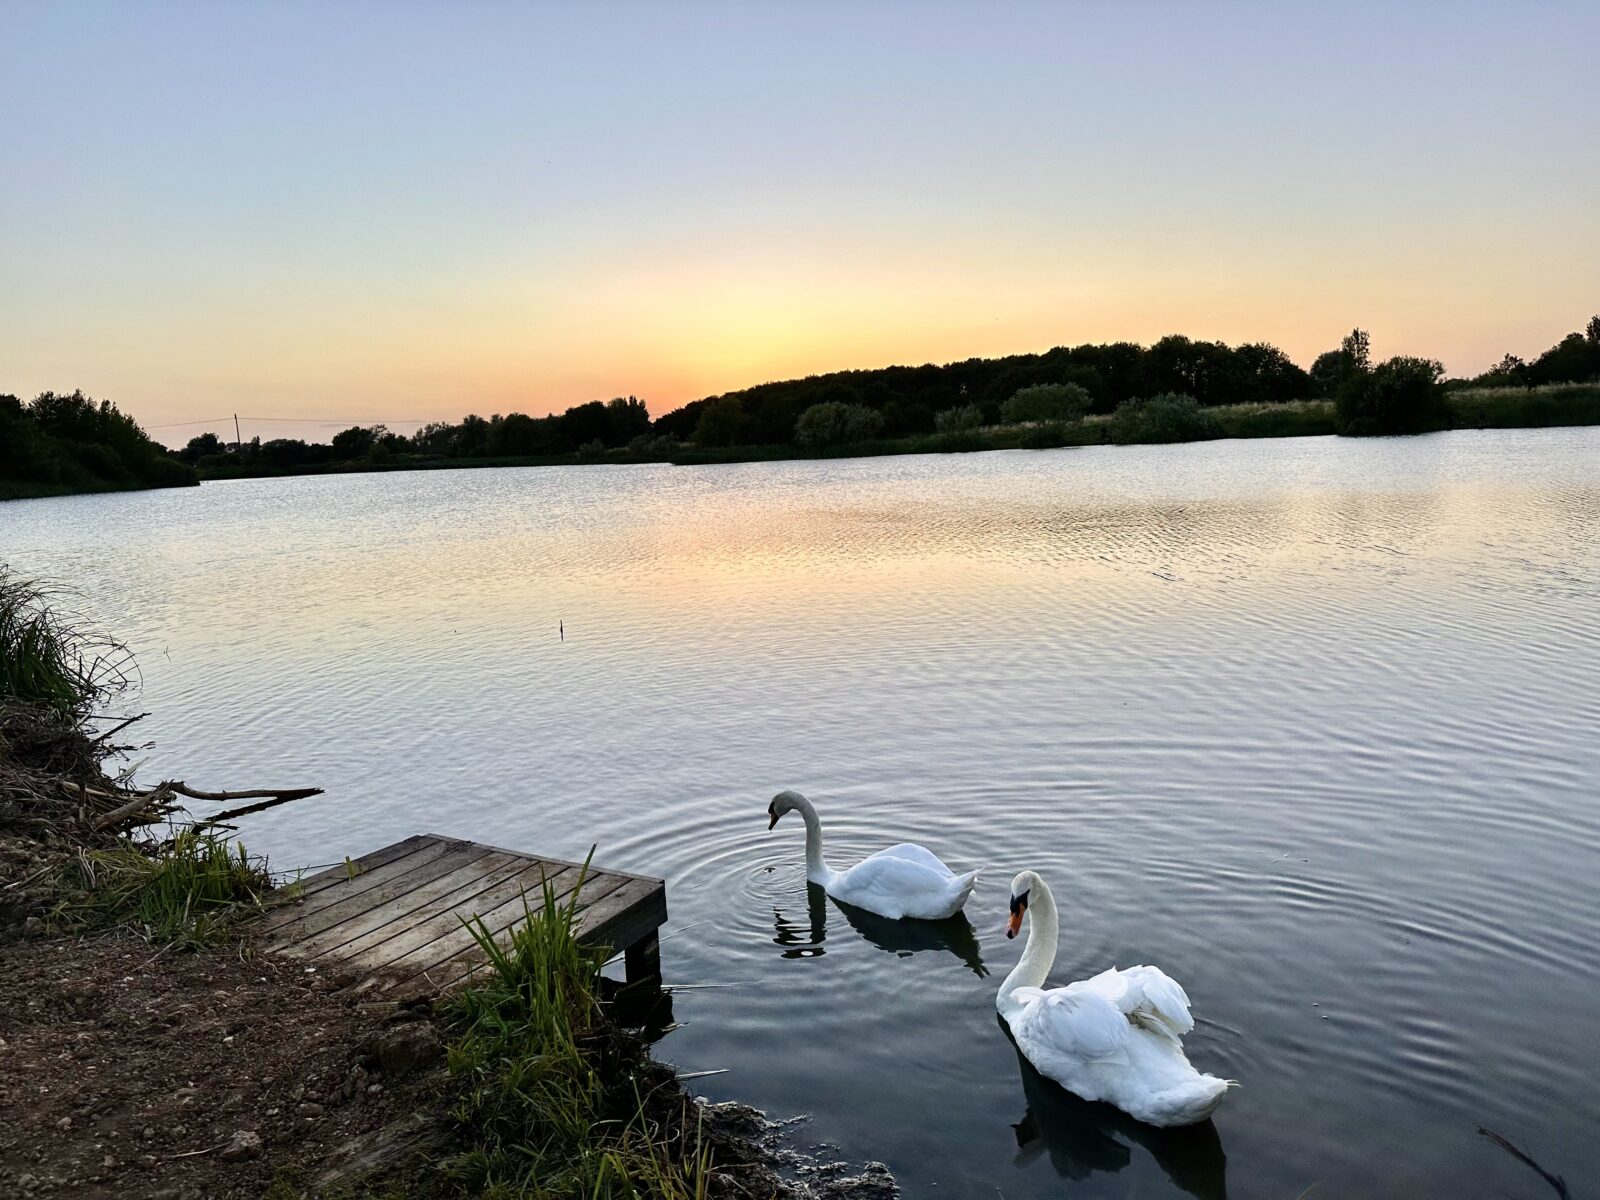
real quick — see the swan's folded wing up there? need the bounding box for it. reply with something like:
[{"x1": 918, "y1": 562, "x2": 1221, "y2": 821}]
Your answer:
[
  {"x1": 833, "y1": 852, "x2": 955, "y2": 912},
  {"x1": 866, "y1": 843, "x2": 954, "y2": 877},
  {"x1": 1014, "y1": 987, "x2": 1132, "y2": 1064},
  {"x1": 1102, "y1": 964, "x2": 1194, "y2": 1038}
]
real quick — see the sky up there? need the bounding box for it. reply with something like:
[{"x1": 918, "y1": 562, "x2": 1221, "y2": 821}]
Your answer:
[{"x1": 3, "y1": 1, "x2": 1597, "y2": 446}]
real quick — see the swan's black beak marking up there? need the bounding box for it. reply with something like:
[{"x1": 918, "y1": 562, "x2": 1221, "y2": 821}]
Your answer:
[
  {"x1": 767, "y1": 805, "x2": 778, "y2": 831},
  {"x1": 1006, "y1": 890, "x2": 1028, "y2": 939}
]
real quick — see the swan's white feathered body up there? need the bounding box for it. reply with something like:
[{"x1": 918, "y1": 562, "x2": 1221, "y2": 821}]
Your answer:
[
  {"x1": 768, "y1": 792, "x2": 976, "y2": 920},
  {"x1": 998, "y1": 871, "x2": 1230, "y2": 1127}
]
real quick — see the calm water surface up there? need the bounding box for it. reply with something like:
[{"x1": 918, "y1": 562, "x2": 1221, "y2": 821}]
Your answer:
[{"x1": 5, "y1": 429, "x2": 1599, "y2": 1198}]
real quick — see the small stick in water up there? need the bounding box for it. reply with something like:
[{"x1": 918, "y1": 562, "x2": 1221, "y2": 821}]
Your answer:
[{"x1": 1478, "y1": 1126, "x2": 1570, "y2": 1199}]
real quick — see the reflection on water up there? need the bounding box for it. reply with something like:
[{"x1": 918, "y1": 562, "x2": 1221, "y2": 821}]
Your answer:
[
  {"x1": 772, "y1": 882, "x2": 989, "y2": 976},
  {"x1": 4, "y1": 428, "x2": 1599, "y2": 1199},
  {"x1": 1004, "y1": 1018, "x2": 1228, "y2": 1199}
]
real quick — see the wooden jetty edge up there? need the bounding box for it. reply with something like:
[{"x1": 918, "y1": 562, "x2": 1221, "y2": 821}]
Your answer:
[{"x1": 258, "y1": 833, "x2": 668, "y2": 999}]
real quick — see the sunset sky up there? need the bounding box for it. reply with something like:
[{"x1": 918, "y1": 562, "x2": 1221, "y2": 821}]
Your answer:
[{"x1": 3, "y1": 2, "x2": 1597, "y2": 446}]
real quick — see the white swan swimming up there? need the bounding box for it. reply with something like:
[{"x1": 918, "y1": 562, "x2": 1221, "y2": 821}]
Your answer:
[
  {"x1": 766, "y1": 790, "x2": 977, "y2": 920},
  {"x1": 997, "y1": 869, "x2": 1231, "y2": 1127}
]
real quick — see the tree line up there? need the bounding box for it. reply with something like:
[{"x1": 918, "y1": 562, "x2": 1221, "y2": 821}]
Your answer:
[
  {"x1": 659, "y1": 317, "x2": 1600, "y2": 450},
  {"x1": 1, "y1": 390, "x2": 196, "y2": 499},
  {"x1": 177, "y1": 397, "x2": 657, "y2": 474},
  {"x1": 7, "y1": 316, "x2": 1596, "y2": 498},
  {"x1": 177, "y1": 314, "x2": 1600, "y2": 471}
]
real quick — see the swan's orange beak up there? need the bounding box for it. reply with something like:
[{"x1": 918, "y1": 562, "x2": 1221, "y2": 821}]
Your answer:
[
  {"x1": 1006, "y1": 909, "x2": 1023, "y2": 939},
  {"x1": 767, "y1": 811, "x2": 778, "y2": 830}
]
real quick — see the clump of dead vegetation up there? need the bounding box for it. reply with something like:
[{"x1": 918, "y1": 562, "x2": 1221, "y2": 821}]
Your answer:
[{"x1": 0, "y1": 567, "x2": 320, "y2": 944}]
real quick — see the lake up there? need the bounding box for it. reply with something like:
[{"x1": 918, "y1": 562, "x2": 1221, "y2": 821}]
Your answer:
[{"x1": 4, "y1": 428, "x2": 1598, "y2": 1198}]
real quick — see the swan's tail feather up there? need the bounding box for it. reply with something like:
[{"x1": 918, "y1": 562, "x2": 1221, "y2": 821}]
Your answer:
[
  {"x1": 947, "y1": 870, "x2": 979, "y2": 916},
  {"x1": 1146, "y1": 1073, "x2": 1231, "y2": 1127}
]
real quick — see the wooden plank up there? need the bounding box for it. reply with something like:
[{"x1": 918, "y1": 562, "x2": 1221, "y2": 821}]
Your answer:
[
  {"x1": 402, "y1": 876, "x2": 666, "y2": 1000},
  {"x1": 442, "y1": 835, "x2": 662, "y2": 887},
  {"x1": 576, "y1": 876, "x2": 668, "y2": 953},
  {"x1": 265, "y1": 842, "x2": 488, "y2": 945},
  {"x1": 259, "y1": 836, "x2": 460, "y2": 931},
  {"x1": 278, "y1": 849, "x2": 525, "y2": 961},
  {"x1": 374, "y1": 864, "x2": 623, "y2": 984},
  {"x1": 267, "y1": 835, "x2": 433, "y2": 906},
  {"x1": 309, "y1": 853, "x2": 546, "y2": 967},
  {"x1": 367, "y1": 868, "x2": 634, "y2": 997},
  {"x1": 330, "y1": 859, "x2": 577, "y2": 975}
]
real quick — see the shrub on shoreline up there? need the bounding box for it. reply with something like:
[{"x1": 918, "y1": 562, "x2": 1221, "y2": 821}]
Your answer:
[
  {"x1": 794, "y1": 401, "x2": 884, "y2": 449},
  {"x1": 1109, "y1": 393, "x2": 1223, "y2": 444},
  {"x1": 1336, "y1": 356, "x2": 1448, "y2": 436}
]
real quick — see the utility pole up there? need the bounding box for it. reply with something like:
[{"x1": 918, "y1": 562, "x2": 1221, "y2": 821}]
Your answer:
[{"x1": 234, "y1": 413, "x2": 242, "y2": 451}]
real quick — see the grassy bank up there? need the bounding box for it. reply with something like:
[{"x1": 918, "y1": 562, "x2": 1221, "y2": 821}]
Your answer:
[
  {"x1": 1445, "y1": 382, "x2": 1600, "y2": 429},
  {"x1": 425, "y1": 886, "x2": 713, "y2": 1199}
]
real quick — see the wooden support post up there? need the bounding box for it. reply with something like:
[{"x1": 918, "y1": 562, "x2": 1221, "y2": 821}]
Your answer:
[{"x1": 624, "y1": 931, "x2": 661, "y2": 986}]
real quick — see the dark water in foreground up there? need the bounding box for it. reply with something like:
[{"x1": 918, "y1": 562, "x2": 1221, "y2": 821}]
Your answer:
[{"x1": 4, "y1": 428, "x2": 1598, "y2": 1198}]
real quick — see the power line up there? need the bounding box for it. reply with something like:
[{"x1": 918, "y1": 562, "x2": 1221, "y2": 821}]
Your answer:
[{"x1": 146, "y1": 415, "x2": 432, "y2": 429}]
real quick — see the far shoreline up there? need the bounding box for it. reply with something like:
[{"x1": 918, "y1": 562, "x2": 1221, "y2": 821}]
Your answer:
[{"x1": 5, "y1": 383, "x2": 1597, "y2": 503}]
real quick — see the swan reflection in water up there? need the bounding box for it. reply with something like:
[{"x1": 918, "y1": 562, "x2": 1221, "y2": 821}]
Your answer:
[
  {"x1": 772, "y1": 882, "x2": 988, "y2": 977},
  {"x1": 1004, "y1": 1021, "x2": 1228, "y2": 1199}
]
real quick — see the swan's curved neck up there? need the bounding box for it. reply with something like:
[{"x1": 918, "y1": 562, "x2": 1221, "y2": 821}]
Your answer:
[
  {"x1": 791, "y1": 795, "x2": 833, "y2": 884},
  {"x1": 999, "y1": 879, "x2": 1059, "y2": 1017}
]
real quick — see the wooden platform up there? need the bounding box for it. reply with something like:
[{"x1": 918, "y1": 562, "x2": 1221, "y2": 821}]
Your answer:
[{"x1": 258, "y1": 833, "x2": 667, "y2": 998}]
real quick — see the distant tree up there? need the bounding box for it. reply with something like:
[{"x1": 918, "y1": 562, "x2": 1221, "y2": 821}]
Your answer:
[
  {"x1": 793, "y1": 402, "x2": 883, "y2": 448},
  {"x1": 255, "y1": 438, "x2": 324, "y2": 469},
  {"x1": 1482, "y1": 353, "x2": 1529, "y2": 389},
  {"x1": 1336, "y1": 356, "x2": 1446, "y2": 435},
  {"x1": 0, "y1": 389, "x2": 195, "y2": 494},
  {"x1": 1232, "y1": 342, "x2": 1312, "y2": 404},
  {"x1": 1309, "y1": 349, "x2": 1352, "y2": 398},
  {"x1": 1587, "y1": 315, "x2": 1600, "y2": 346},
  {"x1": 1528, "y1": 331, "x2": 1600, "y2": 386},
  {"x1": 1001, "y1": 383, "x2": 1090, "y2": 425},
  {"x1": 487, "y1": 412, "x2": 540, "y2": 456},
  {"x1": 559, "y1": 401, "x2": 611, "y2": 448},
  {"x1": 0, "y1": 393, "x2": 56, "y2": 482},
  {"x1": 604, "y1": 396, "x2": 651, "y2": 446},
  {"x1": 1108, "y1": 393, "x2": 1222, "y2": 445},
  {"x1": 1144, "y1": 335, "x2": 1210, "y2": 399},
  {"x1": 692, "y1": 397, "x2": 747, "y2": 447},
  {"x1": 1341, "y1": 328, "x2": 1372, "y2": 372},
  {"x1": 330, "y1": 425, "x2": 377, "y2": 459},
  {"x1": 412, "y1": 420, "x2": 460, "y2": 455},
  {"x1": 179, "y1": 432, "x2": 224, "y2": 464}
]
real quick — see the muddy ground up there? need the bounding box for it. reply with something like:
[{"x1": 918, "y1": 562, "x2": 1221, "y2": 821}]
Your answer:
[
  {"x1": 0, "y1": 930, "x2": 436, "y2": 1199},
  {"x1": 0, "y1": 919, "x2": 896, "y2": 1200}
]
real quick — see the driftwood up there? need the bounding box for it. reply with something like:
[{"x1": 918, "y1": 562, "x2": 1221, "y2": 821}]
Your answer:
[
  {"x1": 89, "y1": 783, "x2": 176, "y2": 831},
  {"x1": 85, "y1": 780, "x2": 325, "y2": 833},
  {"x1": 1478, "y1": 1126, "x2": 1570, "y2": 1199}
]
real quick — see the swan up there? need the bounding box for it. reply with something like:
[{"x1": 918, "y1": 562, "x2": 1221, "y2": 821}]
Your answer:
[
  {"x1": 766, "y1": 790, "x2": 977, "y2": 920},
  {"x1": 997, "y1": 870, "x2": 1231, "y2": 1128}
]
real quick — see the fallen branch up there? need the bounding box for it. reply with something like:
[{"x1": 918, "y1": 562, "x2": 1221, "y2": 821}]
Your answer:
[
  {"x1": 165, "y1": 780, "x2": 323, "y2": 804},
  {"x1": 89, "y1": 783, "x2": 175, "y2": 832},
  {"x1": 189, "y1": 788, "x2": 324, "y2": 828},
  {"x1": 87, "y1": 712, "x2": 148, "y2": 747},
  {"x1": 1478, "y1": 1126, "x2": 1570, "y2": 1199},
  {"x1": 83, "y1": 780, "x2": 323, "y2": 832}
]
